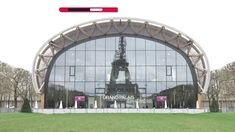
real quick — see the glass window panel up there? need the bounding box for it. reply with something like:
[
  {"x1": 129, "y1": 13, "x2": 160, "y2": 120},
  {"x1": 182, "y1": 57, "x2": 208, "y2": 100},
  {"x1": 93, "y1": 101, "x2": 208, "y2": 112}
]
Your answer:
[
  {"x1": 187, "y1": 66, "x2": 193, "y2": 81},
  {"x1": 65, "y1": 82, "x2": 74, "y2": 91},
  {"x1": 136, "y1": 82, "x2": 146, "y2": 88},
  {"x1": 187, "y1": 81, "x2": 193, "y2": 86},
  {"x1": 65, "y1": 67, "x2": 75, "y2": 82},
  {"x1": 75, "y1": 82, "x2": 85, "y2": 92},
  {"x1": 85, "y1": 82, "x2": 95, "y2": 93},
  {"x1": 146, "y1": 40, "x2": 155, "y2": 50},
  {"x1": 157, "y1": 82, "x2": 166, "y2": 93},
  {"x1": 75, "y1": 67, "x2": 85, "y2": 81},
  {"x1": 126, "y1": 51, "x2": 135, "y2": 66},
  {"x1": 116, "y1": 71, "x2": 125, "y2": 82},
  {"x1": 136, "y1": 38, "x2": 145, "y2": 50},
  {"x1": 96, "y1": 38, "x2": 105, "y2": 50},
  {"x1": 86, "y1": 51, "x2": 95, "y2": 66},
  {"x1": 146, "y1": 51, "x2": 155, "y2": 65},
  {"x1": 86, "y1": 67, "x2": 95, "y2": 81},
  {"x1": 147, "y1": 66, "x2": 156, "y2": 81},
  {"x1": 136, "y1": 51, "x2": 145, "y2": 65},
  {"x1": 166, "y1": 46, "x2": 173, "y2": 51},
  {"x1": 177, "y1": 53, "x2": 186, "y2": 65},
  {"x1": 126, "y1": 37, "x2": 135, "y2": 51},
  {"x1": 157, "y1": 66, "x2": 166, "y2": 81},
  {"x1": 106, "y1": 37, "x2": 116, "y2": 50},
  {"x1": 129, "y1": 67, "x2": 136, "y2": 82},
  {"x1": 96, "y1": 51, "x2": 105, "y2": 66},
  {"x1": 95, "y1": 82, "x2": 105, "y2": 88},
  {"x1": 65, "y1": 51, "x2": 75, "y2": 65},
  {"x1": 49, "y1": 67, "x2": 55, "y2": 81},
  {"x1": 95, "y1": 88, "x2": 105, "y2": 94},
  {"x1": 65, "y1": 67, "x2": 69, "y2": 81},
  {"x1": 116, "y1": 81, "x2": 125, "y2": 84},
  {"x1": 96, "y1": 67, "x2": 105, "y2": 81},
  {"x1": 69, "y1": 76, "x2": 75, "y2": 82},
  {"x1": 86, "y1": 40, "x2": 95, "y2": 50},
  {"x1": 76, "y1": 43, "x2": 85, "y2": 50},
  {"x1": 76, "y1": 51, "x2": 85, "y2": 66},
  {"x1": 166, "y1": 51, "x2": 176, "y2": 65},
  {"x1": 56, "y1": 53, "x2": 65, "y2": 66},
  {"x1": 166, "y1": 76, "x2": 172, "y2": 81},
  {"x1": 106, "y1": 67, "x2": 112, "y2": 81},
  {"x1": 166, "y1": 66, "x2": 172, "y2": 76},
  {"x1": 106, "y1": 51, "x2": 114, "y2": 66},
  {"x1": 167, "y1": 82, "x2": 177, "y2": 89},
  {"x1": 146, "y1": 94, "x2": 153, "y2": 98},
  {"x1": 69, "y1": 66, "x2": 75, "y2": 76},
  {"x1": 50, "y1": 84, "x2": 63, "y2": 104},
  {"x1": 172, "y1": 66, "x2": 176, "y2": 81},
  {"x1": 166, "y1": 66, "x2": 176, "y2": 81},
  {"x1": 55, "y1": 67, "x2": 65, "y2": 81},
  {"x1": 48, "y1": 82, "x2": 55, "y2": 91},
  {"x1": 136, "y1": 66, "x2": 145, "y2": 81},
  {"x1": 177, "y1": 66, "x2": 187, "y2": 81},
  {"x1": 54, "y1": 81, "x2": 65, "y2": 90},
  {"x1": 115, "y1": 37, "x2": 119, "y2": 49},
  {"x1": 139, "y1": 88, "x2": 146, "y2": 94},
  {"x1": 146, "y1": 82, "x2": 156, "y2": 93},
  {"x1": 156, "y1": 51, "x2": 165, "y2": 65},
  {"x1": 156, "y1": 43, "x2": 165, "y2": 50},
  {"x1": 177, "y1": 81, "x2": 187, "y2": 86}
]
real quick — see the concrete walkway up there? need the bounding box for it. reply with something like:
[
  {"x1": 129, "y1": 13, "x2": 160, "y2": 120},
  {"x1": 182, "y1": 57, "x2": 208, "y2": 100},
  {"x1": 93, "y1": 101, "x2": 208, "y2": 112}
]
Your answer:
[{"x1": 33, "y1": 108, "x2": 208, "y2": 114}]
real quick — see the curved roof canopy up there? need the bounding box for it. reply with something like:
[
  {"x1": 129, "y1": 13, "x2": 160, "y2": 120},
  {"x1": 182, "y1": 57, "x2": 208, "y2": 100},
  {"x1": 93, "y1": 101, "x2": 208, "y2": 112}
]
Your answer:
[{"x1": 32, "y1": 18, "x2": 210, "y2": 94}]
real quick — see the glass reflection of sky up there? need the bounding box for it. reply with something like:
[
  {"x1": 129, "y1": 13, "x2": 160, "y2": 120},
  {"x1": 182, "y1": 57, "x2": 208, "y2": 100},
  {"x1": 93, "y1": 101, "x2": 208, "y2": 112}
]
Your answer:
[{"x1": 49, "y1": 37, "x2": 193, "y2": 94}]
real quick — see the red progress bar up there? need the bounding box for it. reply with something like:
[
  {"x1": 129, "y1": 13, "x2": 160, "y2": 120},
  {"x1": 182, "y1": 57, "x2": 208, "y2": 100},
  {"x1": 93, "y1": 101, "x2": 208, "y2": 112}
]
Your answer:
[{"x1": 59, "y1": 7, "x2": 118, "y2": 13}]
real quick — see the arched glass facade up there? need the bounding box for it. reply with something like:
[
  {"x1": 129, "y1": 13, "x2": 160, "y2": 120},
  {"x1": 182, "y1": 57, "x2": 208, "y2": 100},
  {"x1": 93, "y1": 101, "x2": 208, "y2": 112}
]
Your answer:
[{"x1": 45, "y1": 36, "x2": 196, "y2": 109}]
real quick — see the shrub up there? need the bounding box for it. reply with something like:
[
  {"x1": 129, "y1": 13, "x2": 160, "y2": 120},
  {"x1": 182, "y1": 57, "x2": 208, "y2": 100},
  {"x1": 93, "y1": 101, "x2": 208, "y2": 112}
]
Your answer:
[
  {"x1": 209, "y1": 98, "x2": 219, "y2": 112},
  {"x1": 21, "y1": 98, "x2": 32, "y2": 113}
]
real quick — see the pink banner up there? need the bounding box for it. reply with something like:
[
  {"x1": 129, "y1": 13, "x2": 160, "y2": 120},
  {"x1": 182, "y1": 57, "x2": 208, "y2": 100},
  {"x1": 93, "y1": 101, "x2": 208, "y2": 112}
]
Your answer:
[
  {"x1": 74, "y1": 96, "x2": 85, "y2": 102},
  {"x1": 156, "y1": 96, "x2": 167, "y2": 102}
]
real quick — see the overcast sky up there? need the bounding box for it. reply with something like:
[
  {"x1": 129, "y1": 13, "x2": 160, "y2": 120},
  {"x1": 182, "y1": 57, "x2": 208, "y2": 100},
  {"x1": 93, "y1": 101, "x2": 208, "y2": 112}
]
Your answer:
[{"x1": 0, "y1": 0, "x2": 235, "y2": 71}]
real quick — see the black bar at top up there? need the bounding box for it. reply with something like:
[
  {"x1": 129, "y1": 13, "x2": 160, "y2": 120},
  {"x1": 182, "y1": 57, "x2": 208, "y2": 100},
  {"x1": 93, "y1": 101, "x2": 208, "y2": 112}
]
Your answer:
[{"x1": 68, "y1": 8, "x2": 90, "y2": 12}]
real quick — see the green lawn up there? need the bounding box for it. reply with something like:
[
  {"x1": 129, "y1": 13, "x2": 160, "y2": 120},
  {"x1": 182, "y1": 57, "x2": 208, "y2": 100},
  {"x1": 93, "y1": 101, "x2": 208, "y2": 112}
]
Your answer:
[{"x1": 0, "y1": 113, "x2": 235, "y2": 132}]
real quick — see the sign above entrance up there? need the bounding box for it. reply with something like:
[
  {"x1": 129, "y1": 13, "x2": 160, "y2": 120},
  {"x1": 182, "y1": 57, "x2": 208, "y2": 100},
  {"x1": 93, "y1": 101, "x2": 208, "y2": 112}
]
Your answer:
[
  {"x1": 156, "y1": 96, "x2": 167, "y2": 102},
  {"x1": 103, "y1": 95, "x2": 135, "y2": 101},
  {"x1": 75, "y1": 96, "x2": 85, "y2": 102}
]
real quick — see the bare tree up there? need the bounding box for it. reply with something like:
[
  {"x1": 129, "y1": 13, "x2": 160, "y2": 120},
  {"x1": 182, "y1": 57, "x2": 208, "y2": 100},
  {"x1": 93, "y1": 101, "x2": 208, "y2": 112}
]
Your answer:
[
  {"x1": 208, "y1": 62, "x2": 235, "y2": 112},
  {"x1": 207, "y1": 70, "x2": 220, "y2": 112},
  {"x1": 10, "y1": 68, "x2": 33, "y2": 108},
  {"x1": 0, "y1": 75, "x2": 13, "y2": 108},
  {"x1": 0, "y1": 62, "x2": 35, "y2": 108},
  {"x1": 221, "y1": 62, "x2": 235, "y2": 110},
  {"x1": 17, "y1": 71, "x2": 35, "y2": 101},
  {"x1": 0, "y1": 62, "x2": 14, "y2": 108}
]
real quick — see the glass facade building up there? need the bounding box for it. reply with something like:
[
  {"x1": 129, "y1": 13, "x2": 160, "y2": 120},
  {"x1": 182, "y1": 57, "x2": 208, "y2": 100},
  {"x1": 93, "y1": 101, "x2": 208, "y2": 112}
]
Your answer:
[
  {"x1": 33, "y1": 18, "x2": 210, "y2": 109},
  {"x1": 45, "y1": 36, "x2": 196, "y2": 108}
]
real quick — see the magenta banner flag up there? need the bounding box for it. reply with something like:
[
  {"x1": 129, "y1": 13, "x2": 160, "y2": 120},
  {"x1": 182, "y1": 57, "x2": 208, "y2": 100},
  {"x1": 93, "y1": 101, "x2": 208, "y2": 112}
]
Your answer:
[
  {"x1": 156, "y1": 96, "x2": 167, "y2": 102},
  {"x1": 74, "y1": 96, "x2": 85, "y2": 102}
]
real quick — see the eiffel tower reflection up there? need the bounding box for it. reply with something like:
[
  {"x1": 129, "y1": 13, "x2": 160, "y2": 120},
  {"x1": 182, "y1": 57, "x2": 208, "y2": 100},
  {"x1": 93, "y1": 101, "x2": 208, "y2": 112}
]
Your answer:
[{"x1": 105, "y1": 36, "x2": 140, "y2": 108}]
